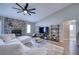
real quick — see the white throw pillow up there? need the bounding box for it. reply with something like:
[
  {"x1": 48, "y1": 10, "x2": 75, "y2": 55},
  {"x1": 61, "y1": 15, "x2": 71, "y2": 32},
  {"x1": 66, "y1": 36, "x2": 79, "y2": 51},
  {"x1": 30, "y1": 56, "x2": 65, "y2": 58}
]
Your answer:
[
  {"x1": 5, "y1": 39, "x2": 20, "y2": 44},
  {"x1": 0, "y1": 39, "x2": 4, "y2": 45},
  {"x1": 0, "y1": 34, "x2": 16, "y2": 42}
]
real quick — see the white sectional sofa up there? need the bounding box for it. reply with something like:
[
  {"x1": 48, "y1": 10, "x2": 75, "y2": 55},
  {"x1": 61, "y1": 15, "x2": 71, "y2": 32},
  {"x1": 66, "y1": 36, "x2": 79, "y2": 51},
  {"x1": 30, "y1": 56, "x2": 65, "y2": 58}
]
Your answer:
[
  {"x1": 17, "y1": 36, "x2": 32, "y2": 44},
  {"x1": 0, "y1": 34, "x2": 31, "y2": 44},
  {"x1": 0, "y1": 34, "x2": 47, "y2": 55},
  {"x1": 0, "y1": 34, "x2": 64, "y2": 55}
]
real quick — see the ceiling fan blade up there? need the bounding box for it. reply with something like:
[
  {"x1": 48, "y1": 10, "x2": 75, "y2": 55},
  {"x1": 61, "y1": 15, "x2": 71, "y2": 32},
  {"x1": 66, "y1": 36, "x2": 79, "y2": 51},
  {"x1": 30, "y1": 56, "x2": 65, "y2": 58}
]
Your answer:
[
  {"x1": 12, "y1": 7, "x2": 21, "y2": 10},
  {"x1": 30, "y1": 12, "x2": 36, "y2": 14},
  {"x1": 25, "y1": 3, "x2": 28, "y2": 9},
  {"x1": 16, "y1": 3, "x2": 24, "y2": 9},
  {"x1": 27, "y1": 12, "x2": 31, "y2": 15},
  {"x1": 29, "y1": 8, "x2": 36, "y2": 10},
  {"x1": 17, "y1": 10, "x2": 23, "y2": 13}
]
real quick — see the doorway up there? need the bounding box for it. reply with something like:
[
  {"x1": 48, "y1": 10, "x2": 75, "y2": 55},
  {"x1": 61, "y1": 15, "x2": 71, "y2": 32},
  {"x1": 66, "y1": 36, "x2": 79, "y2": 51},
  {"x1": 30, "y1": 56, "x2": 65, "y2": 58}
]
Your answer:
[
  {"x1": 69, "y1": 20, "x2": 77, "y2": 55},
  {"x1": 69, "y1": 20, "x2": 76, "y2": 41}
]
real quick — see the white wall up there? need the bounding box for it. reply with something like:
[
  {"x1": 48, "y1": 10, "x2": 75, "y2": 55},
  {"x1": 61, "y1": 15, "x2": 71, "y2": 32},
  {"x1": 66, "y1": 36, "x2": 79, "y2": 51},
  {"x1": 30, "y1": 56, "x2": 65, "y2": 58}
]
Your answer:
[
  {"x1": 0, "y1": 20, "x2": 1, "y2": 34},
  {"x1": 0, "y1": 16, "x2": 35, "y2": 36},
  {"x1": 0, "y1": 16, "x2": 4, "y2": 34},
  {"x1": 76, "y1": 17, "x2": 79, "y2": 45},
  {"x1": 35, "y1": 4, "x2": 79, "y2": 43},
  {"x1": 25, "y1": 22, "x2": 35, "y2": 36},
  {"x1": 69, "y1": 20, "x2": 76, "y2": 41},
  {"x1": 36, "y1": 4, "x2": 79, "y2": 26}
]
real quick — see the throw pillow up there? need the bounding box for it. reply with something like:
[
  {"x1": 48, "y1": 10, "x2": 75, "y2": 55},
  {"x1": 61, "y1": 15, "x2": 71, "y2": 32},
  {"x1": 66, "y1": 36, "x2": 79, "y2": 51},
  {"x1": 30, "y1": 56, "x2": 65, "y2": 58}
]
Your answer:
[
  {"x1": 0, "y1": 34, "x2": 16, "y2": 42},
  {"x1": 0, "y1": 39, "x2": 4, "y2": 45}
]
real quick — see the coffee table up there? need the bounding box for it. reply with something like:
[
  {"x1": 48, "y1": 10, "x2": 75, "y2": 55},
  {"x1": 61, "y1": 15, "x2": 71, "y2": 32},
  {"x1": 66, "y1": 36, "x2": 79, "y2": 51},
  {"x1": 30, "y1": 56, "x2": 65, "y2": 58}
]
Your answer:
[{"x1": 31, "y1": 38, "x2": 47, "y2": 48}]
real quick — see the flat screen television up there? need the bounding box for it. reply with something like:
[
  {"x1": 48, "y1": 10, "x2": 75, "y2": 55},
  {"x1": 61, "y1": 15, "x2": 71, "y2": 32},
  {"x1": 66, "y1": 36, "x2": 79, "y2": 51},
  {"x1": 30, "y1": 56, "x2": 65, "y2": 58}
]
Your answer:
[
  {"x1": 39, "y1": 27, "x2": 44, "y2": 33},
  {"x1": 39, "y1": 27, "x2": 49, "y2": 34}
]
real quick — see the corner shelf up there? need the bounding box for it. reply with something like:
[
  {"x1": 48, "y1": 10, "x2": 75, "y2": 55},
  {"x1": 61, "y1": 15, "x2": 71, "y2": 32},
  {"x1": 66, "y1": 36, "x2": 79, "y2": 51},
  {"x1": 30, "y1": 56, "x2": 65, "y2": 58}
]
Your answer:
[{"x1": 50, "y1": 25, "x2": 60, "y2": 42}]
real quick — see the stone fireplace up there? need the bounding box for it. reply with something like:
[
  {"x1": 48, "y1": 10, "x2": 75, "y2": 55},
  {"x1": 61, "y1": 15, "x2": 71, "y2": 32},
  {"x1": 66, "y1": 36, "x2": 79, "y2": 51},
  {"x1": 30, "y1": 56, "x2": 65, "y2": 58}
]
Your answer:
[{"x1": 4, "y1": 17, "x2": 26, "y2": 36}]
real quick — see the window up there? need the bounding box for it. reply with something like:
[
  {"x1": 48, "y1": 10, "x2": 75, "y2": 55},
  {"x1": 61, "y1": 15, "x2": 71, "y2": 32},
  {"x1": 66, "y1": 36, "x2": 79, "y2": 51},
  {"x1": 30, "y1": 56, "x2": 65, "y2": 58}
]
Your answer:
[
  {"x1": 70, "y1": 24, "x2": 74, "y2": 31},
  {"x1": 27, "y1": 24, "x2": 31, "y2": 33}
]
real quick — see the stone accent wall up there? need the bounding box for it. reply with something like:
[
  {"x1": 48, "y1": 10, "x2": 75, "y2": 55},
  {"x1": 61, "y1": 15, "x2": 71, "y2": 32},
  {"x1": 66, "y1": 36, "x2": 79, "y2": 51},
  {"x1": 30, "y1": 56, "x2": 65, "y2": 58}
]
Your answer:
[{"x1": 4, "y1": 17, "x2": 26, "y2": 35}]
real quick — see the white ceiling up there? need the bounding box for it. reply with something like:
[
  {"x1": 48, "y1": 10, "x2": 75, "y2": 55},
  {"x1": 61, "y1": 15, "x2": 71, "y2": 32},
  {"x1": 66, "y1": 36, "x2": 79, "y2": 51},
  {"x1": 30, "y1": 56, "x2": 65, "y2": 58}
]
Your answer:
[{"x1": 0, "y1": 3, "x2": 71, "y2": 23}]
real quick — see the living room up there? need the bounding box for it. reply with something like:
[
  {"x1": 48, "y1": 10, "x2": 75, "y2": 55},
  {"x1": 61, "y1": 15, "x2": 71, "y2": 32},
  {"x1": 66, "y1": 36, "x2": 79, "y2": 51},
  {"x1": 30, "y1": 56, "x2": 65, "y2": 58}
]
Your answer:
[{"x1": 0, "y1": 3, "x2": 78, "y2": 55}]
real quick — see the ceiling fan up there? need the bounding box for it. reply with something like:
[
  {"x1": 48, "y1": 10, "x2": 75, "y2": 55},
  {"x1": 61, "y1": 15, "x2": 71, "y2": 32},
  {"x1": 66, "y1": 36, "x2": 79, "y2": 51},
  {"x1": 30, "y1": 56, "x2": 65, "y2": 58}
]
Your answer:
[{"x1": 12, "y1": 3, "x2": 36, "y2": 15}]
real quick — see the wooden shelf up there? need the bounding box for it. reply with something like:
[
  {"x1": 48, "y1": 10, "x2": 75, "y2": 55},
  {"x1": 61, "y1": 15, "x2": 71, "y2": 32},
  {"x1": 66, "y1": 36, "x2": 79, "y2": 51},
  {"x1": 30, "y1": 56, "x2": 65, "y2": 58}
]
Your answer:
[{"x1": 50, "y1": 25, "x2": 60, "y2": 42}]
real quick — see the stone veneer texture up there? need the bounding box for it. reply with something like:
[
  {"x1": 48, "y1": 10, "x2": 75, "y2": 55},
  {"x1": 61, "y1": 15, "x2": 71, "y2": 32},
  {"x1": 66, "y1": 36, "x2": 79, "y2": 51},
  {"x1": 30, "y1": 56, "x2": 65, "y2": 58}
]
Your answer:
[{"x1": 4, "y1": 17, "x2": 26, "y2": 35}]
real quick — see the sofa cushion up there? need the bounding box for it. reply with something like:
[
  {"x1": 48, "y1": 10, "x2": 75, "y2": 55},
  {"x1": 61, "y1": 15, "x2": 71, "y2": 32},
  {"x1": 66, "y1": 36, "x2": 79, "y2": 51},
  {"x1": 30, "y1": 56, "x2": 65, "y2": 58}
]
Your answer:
[
  {"x1": 5, "y1": 39, "x2": 30, "y2": 51},
  {"x1": 0, "y1": 39, "x2": 30, "y2": 55},
  {"x1": 17, "y1": 36, "x2": 32, "y2": 44},
  {"x1": 0, "y1": 39, "x2": 4, "y2": 45},
  {"x1": 0, "y1": 34, "x2": 16, "y2": 42}
]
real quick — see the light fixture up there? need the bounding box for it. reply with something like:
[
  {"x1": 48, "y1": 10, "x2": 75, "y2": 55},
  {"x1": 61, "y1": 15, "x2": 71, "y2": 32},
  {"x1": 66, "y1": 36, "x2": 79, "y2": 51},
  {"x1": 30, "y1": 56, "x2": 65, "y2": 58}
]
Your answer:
[
  {"x1": 12, "y1": 3, "x2": 36, "y2": 15},
  {"x1": 24, "y1": 10, "x2": 27, "y2": 13}
]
